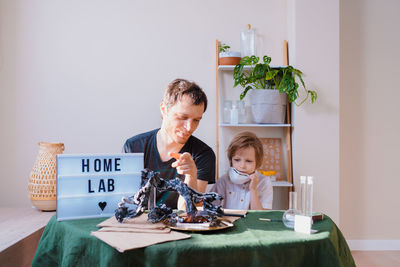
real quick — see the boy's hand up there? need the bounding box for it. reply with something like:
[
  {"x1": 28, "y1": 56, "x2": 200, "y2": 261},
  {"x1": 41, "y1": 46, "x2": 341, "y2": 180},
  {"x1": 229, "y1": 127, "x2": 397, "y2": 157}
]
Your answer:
[{"x1": 249, "y1": 172, "x2": 259, "y2": 191}]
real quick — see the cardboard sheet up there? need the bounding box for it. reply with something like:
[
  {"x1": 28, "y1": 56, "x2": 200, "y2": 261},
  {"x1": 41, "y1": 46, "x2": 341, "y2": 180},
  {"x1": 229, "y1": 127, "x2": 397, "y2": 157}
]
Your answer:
[
  {"x1": 97, "y1": 214, "x2": 166, "y2": 229},
  {"x1": 97, "y1": 227, "x2": 171, "y2": 234},
  {"x1": 91, "y1": 230, "x2": 190, "y2": 252},
  {"x1": 92, "y1": 209, "x2": 246, "y2": 252}
]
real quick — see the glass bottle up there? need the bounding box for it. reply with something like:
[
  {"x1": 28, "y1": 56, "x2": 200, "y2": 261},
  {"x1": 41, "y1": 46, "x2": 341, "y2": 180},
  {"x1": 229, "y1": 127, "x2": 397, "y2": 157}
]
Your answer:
[
  {"x1": 237, "y1": 100, "x2": 246, "y2": 123},
  {"x1": 282, "y1": 191, "x2": 300, "y2": 229},
  {"x1": 223, "y1": 100, "x2": 232, "y2": 124},
  {"x1": 240, "y1": 24, "x2": 256, "y2": 57},
  {"x1": 230, "y1": 104, "x2": 239, "y2": 124}
]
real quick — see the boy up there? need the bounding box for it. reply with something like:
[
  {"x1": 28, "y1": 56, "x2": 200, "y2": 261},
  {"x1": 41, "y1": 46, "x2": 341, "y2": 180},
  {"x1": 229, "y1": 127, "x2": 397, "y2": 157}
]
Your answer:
[{"x1": 212, "y1": 131, "x2": 273, "y2": 210}]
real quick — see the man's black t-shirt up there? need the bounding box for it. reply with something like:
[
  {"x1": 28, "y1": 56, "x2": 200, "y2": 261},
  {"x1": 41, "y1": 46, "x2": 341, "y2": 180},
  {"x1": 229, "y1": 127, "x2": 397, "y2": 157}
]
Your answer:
[{"x1": 123, "y1": 129, "x2": 216, "y2": 208}]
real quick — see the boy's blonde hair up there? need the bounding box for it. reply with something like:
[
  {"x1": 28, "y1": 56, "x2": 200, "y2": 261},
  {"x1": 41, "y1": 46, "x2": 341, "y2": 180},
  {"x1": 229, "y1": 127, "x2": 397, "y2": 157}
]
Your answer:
[{"x1": 227, "y1": 131, "x2": 264, "y2": 168}]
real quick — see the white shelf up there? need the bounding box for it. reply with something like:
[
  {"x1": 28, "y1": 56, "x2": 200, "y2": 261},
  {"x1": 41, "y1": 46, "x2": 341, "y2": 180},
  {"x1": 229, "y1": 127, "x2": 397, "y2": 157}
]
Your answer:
[
  {"x1": 215, "y1": 40, "x2": 293, "y2": 210},
  {"x1": 218, "y1": 65, "x2": 251, "y2": 71},
  {"x1": 271, "y1": 181, "x2": 293, "y2": 187},
  {"x1": 220, "y1": 123, "x2": 291, "y2": 127},
  {"x1": 218, "y1": 65, "x2": 288, "y2": 71}
]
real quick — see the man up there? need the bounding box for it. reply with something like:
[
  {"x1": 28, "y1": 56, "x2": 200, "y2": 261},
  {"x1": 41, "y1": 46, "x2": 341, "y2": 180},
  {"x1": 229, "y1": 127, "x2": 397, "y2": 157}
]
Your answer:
[{"x1": 123, "y1": 78, "x2": 216, "y2": 209}]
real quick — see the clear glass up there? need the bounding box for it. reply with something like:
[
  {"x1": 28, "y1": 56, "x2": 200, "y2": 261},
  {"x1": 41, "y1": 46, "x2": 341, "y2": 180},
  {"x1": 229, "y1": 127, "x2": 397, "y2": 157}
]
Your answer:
[
  {"x1": 240, "y1": 27, "x2": 256, "y2": 57},
  {"x1": 300, "y1": 176, "x2": 306, "y2": 215},
  {"x1": 237, "y1": 100, "x2": 246, "y2": 123},
  {"x1": 305, "y1": 176, "x2": 314, "y2": 217},
  {"x1": 223, "y1": 101, "x2": 232, "y2": 124},
  {"x1": 282, "y1": 191, "x2": 300, "y2": 229},
  {"x1": 230, "y1": 104, "x2": 239, "y2": 124}
]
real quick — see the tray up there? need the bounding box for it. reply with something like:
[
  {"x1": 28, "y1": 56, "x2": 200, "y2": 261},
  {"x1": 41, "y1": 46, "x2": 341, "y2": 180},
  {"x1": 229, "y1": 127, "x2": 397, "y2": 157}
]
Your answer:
[{"x1": 167, "y1": 220, "x2": 234, "y2": 232}]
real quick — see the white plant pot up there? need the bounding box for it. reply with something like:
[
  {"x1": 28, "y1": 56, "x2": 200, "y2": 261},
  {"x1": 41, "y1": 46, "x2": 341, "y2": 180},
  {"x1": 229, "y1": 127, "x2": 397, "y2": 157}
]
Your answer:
[
  {"x1": 219, "y1": 51, "x2": 241, "y2": 65},
  {"x1": 219, "y1": 51, "x2": 241, "y2": 58},
  {"x1": 250, "y1": 89, "x2": 287, "y2": 123}
]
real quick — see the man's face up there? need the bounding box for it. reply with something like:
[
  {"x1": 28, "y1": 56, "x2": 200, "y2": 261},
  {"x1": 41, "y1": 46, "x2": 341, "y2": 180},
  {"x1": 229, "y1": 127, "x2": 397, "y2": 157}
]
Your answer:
[{"x1": 161, "y1": 95, "x2": 205, "y2": 144}]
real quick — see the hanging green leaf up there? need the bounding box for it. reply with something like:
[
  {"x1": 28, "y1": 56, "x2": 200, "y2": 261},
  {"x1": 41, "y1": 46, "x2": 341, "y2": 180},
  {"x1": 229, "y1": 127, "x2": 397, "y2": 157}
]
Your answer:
[
  {"x1": 232, "y1": 54, "x2": 317, "y2": 106},
  {"x1": 265, "y1": 70, "x2": 279, "y2": 80}
]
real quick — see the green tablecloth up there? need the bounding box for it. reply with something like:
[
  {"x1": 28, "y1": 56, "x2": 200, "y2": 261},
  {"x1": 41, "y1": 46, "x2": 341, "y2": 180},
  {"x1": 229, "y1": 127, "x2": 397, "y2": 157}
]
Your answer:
[{"x1": 32, "y1": 211, "x2": 355, "y2": 267}]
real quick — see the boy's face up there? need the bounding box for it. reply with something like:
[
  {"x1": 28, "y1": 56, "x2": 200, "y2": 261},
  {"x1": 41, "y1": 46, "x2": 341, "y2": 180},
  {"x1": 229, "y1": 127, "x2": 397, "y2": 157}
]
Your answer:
[
  {"x1": 231, "y1": 146, "x2": 257, "y2": 175},
  {"x1": 161, "y1": 95, "x2": 204, "y2": 145}
]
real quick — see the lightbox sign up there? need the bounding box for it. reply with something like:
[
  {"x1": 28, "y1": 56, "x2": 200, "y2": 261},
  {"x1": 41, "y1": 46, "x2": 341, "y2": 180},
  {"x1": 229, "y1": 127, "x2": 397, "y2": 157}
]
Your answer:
[{"x1": 56, "y1": 153, "x2": 143, "y2": 221}]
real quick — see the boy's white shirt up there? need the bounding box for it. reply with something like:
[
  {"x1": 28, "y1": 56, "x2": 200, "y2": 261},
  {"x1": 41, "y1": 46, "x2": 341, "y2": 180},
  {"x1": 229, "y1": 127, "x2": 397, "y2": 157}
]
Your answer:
[{"x1": 211, "y1": 172, "x2": 273, "y2": 210}]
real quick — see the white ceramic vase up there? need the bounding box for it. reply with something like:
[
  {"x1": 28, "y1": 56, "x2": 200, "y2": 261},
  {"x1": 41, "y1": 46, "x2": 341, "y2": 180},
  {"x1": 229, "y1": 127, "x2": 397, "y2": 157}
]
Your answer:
[{"x1": 250, "y1": 89, "x2": 286, "y2": 123}]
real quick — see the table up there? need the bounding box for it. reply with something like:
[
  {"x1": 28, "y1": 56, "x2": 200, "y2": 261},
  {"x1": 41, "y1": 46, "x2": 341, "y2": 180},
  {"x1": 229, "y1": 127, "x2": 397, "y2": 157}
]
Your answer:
[
  {"x1": 0, "y1": 208, "x2": 54, "y2": 267},
  {"x1": 31, "y1": 211, "x2": 355, "y2": 267}
]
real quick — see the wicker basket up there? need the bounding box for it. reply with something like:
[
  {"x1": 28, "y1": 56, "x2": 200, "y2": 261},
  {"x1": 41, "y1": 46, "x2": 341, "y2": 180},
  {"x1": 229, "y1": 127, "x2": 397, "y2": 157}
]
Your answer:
[{"x1": 28, "y1": 142, "x2": 64, "y2": 211}]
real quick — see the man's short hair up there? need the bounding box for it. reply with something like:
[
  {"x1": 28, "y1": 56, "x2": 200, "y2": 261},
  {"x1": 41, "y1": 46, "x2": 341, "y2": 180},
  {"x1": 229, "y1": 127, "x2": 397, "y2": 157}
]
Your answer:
[
  {"x1": 162, "y1": 78, "x2": 208, "y2": 112},
  {"x1": 227, "y1": 131, "x2": 264, "y2": 169}
]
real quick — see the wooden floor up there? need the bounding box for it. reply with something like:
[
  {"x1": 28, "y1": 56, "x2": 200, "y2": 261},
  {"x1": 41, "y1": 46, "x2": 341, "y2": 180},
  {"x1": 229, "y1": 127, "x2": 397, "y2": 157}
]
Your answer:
[{"x1": 352, "y1": 251, "x2": 400, "y2": 267}]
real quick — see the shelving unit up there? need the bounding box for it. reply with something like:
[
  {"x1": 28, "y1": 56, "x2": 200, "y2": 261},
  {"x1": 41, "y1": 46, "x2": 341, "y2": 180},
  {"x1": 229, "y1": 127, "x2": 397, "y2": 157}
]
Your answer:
[
  {"x1": 215, "y1": 40, "x2": 293, "y2": 209},
  {"x1": 220, "y1": 123, "x2": 291, "y2": 127}
]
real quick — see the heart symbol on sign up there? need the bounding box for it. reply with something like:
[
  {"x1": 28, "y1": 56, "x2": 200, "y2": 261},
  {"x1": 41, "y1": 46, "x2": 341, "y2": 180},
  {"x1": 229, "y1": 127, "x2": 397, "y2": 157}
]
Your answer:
[{"x1": 98, "y1": 202, "x2": 107, "y2": 211}]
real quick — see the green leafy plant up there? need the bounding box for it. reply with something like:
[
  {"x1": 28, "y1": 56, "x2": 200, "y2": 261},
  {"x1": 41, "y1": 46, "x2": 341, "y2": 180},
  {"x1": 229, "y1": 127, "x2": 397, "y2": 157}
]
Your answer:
[
  {"x1": 219, "y1": 43, "x2": 230, "y2": 53},
  {"x1": 233, "y1": 55, "x2": 317, "y2": 106}
]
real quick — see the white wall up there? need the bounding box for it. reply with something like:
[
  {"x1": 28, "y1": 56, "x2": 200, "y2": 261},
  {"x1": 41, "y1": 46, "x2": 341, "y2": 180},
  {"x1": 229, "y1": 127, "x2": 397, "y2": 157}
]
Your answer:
[
  {"x1": 0, "y1": 0, "x2": 287, "y2": 207},
  {"x1": 291, "y1": 0, "x2": 340, "y2": 223},
  {"x1": 340, "y1": 0, "x2": 400, "y2": 240}
]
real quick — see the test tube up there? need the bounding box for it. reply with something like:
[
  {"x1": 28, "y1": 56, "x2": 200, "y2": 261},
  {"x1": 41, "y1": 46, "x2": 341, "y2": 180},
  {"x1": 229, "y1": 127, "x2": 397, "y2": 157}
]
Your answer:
[
  {"x1": 300, "y1": 176, "x2": 306, "y2": 215},
  {"x1": 305, "y1": 176, "x2": 314, "y2": 217}
]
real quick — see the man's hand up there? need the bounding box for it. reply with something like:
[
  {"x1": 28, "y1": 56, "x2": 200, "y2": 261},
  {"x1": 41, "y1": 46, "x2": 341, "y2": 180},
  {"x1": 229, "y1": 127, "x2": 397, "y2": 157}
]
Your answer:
[
  {"x1": 170, "y1": 152, "x2": 197, "y2": 179},
  {"x1": 170, "y1": 152, "x2": 206, "y2": 210},
  {"x1": 170, "y1": 151, "x2": 207, "y2": 192}
]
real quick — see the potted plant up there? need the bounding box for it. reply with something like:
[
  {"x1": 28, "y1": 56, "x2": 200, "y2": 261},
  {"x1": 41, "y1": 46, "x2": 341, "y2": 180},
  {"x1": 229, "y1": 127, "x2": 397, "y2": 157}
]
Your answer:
[
  {"x1": 219, "y1": 42, "x2": 241, "y2": 65},
  {"x1": 233, "y1": 55, "x2": 317, "y2": 123}
]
